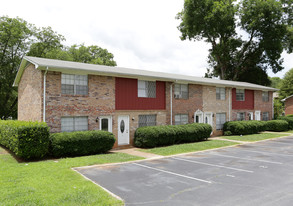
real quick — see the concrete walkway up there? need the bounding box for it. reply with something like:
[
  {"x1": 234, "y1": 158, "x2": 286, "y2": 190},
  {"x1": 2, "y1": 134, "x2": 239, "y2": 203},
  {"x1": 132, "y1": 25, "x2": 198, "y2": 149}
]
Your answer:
[
  {"x1": 111, "y1": 148, "x2": 163, "y2": 159},
  {"x1": 212, "y1": 137, "x2": 247, "y2": 144}
]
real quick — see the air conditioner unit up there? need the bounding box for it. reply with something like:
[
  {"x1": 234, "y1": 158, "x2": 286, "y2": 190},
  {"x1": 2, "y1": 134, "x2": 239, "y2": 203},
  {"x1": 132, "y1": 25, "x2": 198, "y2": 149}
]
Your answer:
[{"x1": 174, "y1": 94, "x2": 181, "y2": 98}]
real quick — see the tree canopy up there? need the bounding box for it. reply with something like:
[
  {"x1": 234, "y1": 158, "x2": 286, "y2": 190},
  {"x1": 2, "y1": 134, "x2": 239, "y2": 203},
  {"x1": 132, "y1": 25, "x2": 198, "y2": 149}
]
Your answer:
[
  {"x1": 0, "y1": 16, "x2": 117, "y2": 119},
  {"x1": 279, "y1": 68, "x2": 293, "y2": 100},
  {"x1": 177, "y1": 0, "x2": 293, "y2": 85}
]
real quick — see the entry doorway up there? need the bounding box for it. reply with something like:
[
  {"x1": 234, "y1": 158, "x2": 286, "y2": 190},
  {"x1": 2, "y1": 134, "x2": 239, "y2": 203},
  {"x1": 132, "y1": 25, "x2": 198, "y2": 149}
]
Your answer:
[{"x1": 118, "y1": 115, "x2": 129, "y2": 145}]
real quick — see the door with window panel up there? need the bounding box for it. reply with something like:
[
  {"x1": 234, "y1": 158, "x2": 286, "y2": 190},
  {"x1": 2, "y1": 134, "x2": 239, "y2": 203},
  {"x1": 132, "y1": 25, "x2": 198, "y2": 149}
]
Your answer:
[
  {"x1": 99, "y1": 116, "x2": 112, "y2": 132},
  {"x1": 118, "y1": 115, "x2": 129, "y2": 145}
]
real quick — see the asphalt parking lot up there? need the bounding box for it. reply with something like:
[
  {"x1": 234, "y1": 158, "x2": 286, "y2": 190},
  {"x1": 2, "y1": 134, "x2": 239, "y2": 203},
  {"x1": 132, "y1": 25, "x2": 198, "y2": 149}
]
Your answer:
[{"x1": 76, "y1": 136, "x2": 293, "y2": 206}]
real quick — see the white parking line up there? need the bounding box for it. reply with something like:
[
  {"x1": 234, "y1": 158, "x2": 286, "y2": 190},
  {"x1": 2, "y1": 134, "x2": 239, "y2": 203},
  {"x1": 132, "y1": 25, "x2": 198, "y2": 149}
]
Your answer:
[
  {"x1": 132, "y1": 163, "x2": 212, "y2": 184},
  {"x1": 237, "y1": 148, "x2": 293, "y2": 157},
  {"x1": 172, "y1": 157, "x2": 254, "y2": 173},
  {"x1": 210, "y1": 153, "x2": 283, "y2": 165}
]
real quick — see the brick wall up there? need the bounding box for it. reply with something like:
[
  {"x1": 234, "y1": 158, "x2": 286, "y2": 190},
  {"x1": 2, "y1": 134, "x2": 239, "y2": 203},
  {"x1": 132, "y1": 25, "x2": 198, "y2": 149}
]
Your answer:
[
  {"x1": 284, "y1": 96, "x2": 293, "y2": 115},
  {"x1": 202, "y1": 86, "x2": 231, "y2": 136},
  {"x1": 254, "y1": 91, "x2": 273, "y2": 120},
  {"x1": 45, "y1": 72, "x2": 115, "y2": 133},
  {"x1": 166, "y1": 83, "x2": 203, "y2": 125},
  {"x1": 18, "y1": 64, "x2": 43, "y2": 121},
  {"x1": 113, "y1": 110, "x2": 167, "y2": 147}
]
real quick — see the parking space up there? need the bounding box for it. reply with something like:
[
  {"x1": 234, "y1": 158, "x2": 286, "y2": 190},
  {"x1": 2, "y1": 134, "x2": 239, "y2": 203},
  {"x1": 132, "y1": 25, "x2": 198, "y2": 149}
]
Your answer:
[{"x1": 76, "y1": 136, "x2": 293, "y2": 206}]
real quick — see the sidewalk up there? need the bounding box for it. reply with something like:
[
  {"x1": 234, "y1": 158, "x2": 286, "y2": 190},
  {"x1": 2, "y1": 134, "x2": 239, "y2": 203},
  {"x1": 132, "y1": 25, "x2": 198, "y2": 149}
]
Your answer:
[{"x1": 111, "y1": 148, "x2": 163, "y2": 159}]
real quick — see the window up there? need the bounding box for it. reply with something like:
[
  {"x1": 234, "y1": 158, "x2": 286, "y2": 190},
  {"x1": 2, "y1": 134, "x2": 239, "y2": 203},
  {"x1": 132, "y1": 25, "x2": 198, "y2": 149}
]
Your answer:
[
  {"x1": 138, "y1": 115, "x2": 156, "y2": 127},
  {"x1": 236, "y1": 89, "x2": 245, "y2": 101},
  {"x1": 99, "y1": 116, "x2": 112, "y2": 132},
  {"x1": 262, "y1": 91, "x2": 269, "y2": 102},
  {"x1": 174, "y1": 84, "x2": 188, "y2": 99},
  {"x1": 175, "y1": 114, "x2": 189, "y2": 125},
  {"x1": 216, "y1": 87, "x2": 226, "y2": 100},
  {"x1": 61, "y1": 74, "x2": 88, "y2": 95},
  {"x1": 138, "y1": 80, "x2": 156, "y2": 98},
  {"x1": 216, "y1": 113, "x2": 226, "y2": 130},
  {"x1": 262, "y1": 112, "x2": 269, "y2": 121},
  {"x1": 237, "y1": 112, "x2": 245, "y2": 121},
  {"x1": 61, "y1": 116, "x2": 88, "y2": 132}
]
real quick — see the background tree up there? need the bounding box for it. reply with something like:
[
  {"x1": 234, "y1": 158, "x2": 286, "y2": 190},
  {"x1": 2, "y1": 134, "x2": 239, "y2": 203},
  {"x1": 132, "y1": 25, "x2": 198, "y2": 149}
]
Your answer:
[
  {"x1": 279, "y1": 68, "x2": 293, "y2": 100},
  {"x1": 0, "y1": 16, "x2": 33, "y2": 119},
  {"x1": 270, "y1": 77, "x2": 283, "y2": 89},
  {"x1": 177, "y1": 0, "x2": 293, "y2": 85},
  {"x1": 0, "y1": 16, "x2": 117, "y2": 119}
]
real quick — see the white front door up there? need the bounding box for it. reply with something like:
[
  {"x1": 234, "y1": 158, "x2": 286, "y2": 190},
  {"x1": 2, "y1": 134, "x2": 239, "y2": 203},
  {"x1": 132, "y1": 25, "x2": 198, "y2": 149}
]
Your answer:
[
  {"x1": 255, "y1": 111, "x2": 261, "y2": 121},
  {"x1": 118, "y1": 115, "x2": 129, "y2": 145},
  {"x1": 204, "y1": 112, "x2": 213, "y2": 127}
]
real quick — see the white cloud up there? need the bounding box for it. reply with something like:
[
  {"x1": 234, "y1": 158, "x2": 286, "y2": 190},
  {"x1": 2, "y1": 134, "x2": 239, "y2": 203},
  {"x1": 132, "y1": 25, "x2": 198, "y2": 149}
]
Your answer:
[{"x1": 1, "y1": 0, "x2": 292, "y2": 78}]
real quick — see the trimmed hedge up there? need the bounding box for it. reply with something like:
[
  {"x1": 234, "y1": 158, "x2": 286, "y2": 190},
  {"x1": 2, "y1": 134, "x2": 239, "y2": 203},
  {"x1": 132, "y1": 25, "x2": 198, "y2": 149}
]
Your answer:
[
  {"x1": 134, "y1": 123, "x2": 212, "y2": 148},
  {"x1": 264, "y1": 120, "x2": 288, "y2": 132},
  {"x1": 0, "y1": 120, "x2": 50, "y2": 160},
  {"x1": 49, "y1": 130, "x2": 115, "y2": 157},
  {"x1": 223, "y1": 120, "x2": 266, "y2": 135},
  {"x1": 277, "y1": 116, "x2": 293, "y2": 129}
]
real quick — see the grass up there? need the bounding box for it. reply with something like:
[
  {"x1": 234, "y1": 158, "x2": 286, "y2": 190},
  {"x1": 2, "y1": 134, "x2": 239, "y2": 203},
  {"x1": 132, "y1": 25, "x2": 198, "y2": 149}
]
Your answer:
[
  {"x1": 138, "y1": 140, "x2": 239, "y2": 156},
  {"x1": 221, "y1": 132, "x2": 288, "y2": 142},
  {"x1": 0, "y1": 148, "x2": 143, "y2": 206},
  {"x1": 285, "y1": 130, "x2": 293, "y2": 133}
]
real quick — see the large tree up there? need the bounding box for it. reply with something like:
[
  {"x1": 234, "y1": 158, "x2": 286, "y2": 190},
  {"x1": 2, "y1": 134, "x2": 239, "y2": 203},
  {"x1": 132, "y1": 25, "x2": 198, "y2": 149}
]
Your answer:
[
  {"x1": 279, "y1": 68, "x2": 293, "y2": 100},
  {"x1": 177, "y1": 0, "x2": 293, "y2": 85},
  {"x1": 0, "y1": 16, "x2": 33, "y2": 119},
  {"x1": 0, "y1": 16, "x2": 117, "y2": 119}
]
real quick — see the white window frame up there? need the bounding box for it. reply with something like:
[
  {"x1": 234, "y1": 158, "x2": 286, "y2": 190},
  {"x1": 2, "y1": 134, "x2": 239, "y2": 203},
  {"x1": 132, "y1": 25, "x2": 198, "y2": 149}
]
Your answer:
[
  {"x1": 137, "y1": 80, "x2": 156, "y2": 98},
  {"x1": 138, "y1": 114, "x2": 157, "y2": 127},
  {"x1": 237, "y1": 112, "x2": 245, "y2": 121},
  {"x1": 262, "y1": 112, "x2": 269, "y2": 121},
  {"x1": 216, "y1": 87, "x2": 226, "y2": 100},
  {"x1": 175, "y1": 114, "x2": 189, "y2": 125},
  {"x1": 99, "y1": 116, "x2": 112, "y2": 132},
  {"x1": 61, "y1": 116, "x2": 88, "y2": 132},
  {"x1": 262, "y1": 91, "x2": 269, "y2": 102},
  {"x1": 248, "y1": 112, "x2": 254, "y2": 120},
  {"x1": 216, "y1": 113, "x2": 226, "y2": 130},
  {"x1": 174, "y1": 84, "x2": 189, "y2": 99},
  {"x1": 61, "y1": 73, "x2": 88, "y2": 95},
  {"x1": 236, "y1": 89, "x2": 245, "y2": 101}
]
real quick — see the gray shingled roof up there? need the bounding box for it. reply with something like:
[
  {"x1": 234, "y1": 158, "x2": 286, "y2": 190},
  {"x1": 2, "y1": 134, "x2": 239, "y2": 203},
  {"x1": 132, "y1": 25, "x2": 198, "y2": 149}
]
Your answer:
[{"x1": 13, "y1": 56, "x2": 278, "y2": 91}]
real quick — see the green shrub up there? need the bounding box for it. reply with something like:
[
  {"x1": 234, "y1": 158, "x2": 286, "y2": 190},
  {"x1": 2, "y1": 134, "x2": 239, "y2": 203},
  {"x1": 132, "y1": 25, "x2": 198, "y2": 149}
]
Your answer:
[
  {"x1": 0, "y1": 120, "x2": 50, "y2": 160},
  {"x1": 277, "y1": 116, "x2": 293, "y2": 129},
  {"x1": 264, "y1": 120, "x2": 288, "y2": 132},
  {"x1": 223, "y1": 120, "x2": 266, "y2": 135},
  {"x1": 286, "y1": 114, "x2": 293, "y2": 117},
  {"x1": 224, "y1": 131, "x2": 232, "y2": 136},
  {"x1": 50, "y1": 130, "x2": 115, "y2": 157},
  {"x1": 134, "y1": 123, "x2": 212, "y2": 148}
]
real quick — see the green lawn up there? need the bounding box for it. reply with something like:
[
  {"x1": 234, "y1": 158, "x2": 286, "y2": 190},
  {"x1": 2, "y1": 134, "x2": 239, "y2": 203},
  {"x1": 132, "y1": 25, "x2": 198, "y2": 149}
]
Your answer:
[
  {"x1": 0, "y1": 149, "x2": 143, "y2": 206},
  {"x1": 221, "y1": 133, "x2": 288, "y2": 142},
  {"x1": 285, "y1": 130, "x2": 293, "y2": 133},
  {"x1": 138, "y1": 140, "x2": 239, "y2": 156}
]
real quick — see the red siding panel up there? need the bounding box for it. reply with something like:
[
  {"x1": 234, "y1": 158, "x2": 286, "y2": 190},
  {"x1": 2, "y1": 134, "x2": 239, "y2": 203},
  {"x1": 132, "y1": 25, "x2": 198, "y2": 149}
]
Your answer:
[
  {"x1": 115, "y1": 77, "x2": 165, "y2": 110},
  {"x1": 232, "y1": 89, "x2": 254, "y2": 110}
]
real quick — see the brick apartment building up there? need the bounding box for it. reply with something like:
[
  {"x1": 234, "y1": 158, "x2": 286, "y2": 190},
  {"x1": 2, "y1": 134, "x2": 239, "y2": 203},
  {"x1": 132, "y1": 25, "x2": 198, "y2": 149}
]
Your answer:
[
  {"x1": 14, "y1": 56, "x2": 277, "y2": 148},
  {"x1": 282, "y1": 95, "x2": 293, "y2": 115}
]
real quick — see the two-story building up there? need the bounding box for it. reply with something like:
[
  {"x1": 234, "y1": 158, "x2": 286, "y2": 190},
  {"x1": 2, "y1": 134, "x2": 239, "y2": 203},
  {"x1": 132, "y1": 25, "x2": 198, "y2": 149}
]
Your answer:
[{"x1": 14, "y1": 56, "x2": 277, "y2": 148}]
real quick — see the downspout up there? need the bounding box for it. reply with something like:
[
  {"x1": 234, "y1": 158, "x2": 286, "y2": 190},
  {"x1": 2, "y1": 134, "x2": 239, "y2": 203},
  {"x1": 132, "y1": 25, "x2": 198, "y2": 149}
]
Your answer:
[
  {"x1": 170, "y1": 83, "x2": 173, "y2": 125},
  {"x1": 272, "y1": 92, "x2": 275, "y2": 119},
  {"x1": 43, "y1": 67, "x2": 48, "y2": 122},
  {"x1": 229, "y1": 88, "x2": 231, "y2": 121}
]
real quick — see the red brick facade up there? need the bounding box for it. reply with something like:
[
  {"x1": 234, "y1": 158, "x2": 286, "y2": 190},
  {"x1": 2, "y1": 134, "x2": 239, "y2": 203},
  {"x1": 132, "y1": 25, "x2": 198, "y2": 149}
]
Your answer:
[
  {"x1": 17, "y1": 63, "x2": 275, "y2": 148},
  {"x1": 284, "y1": 96, "x2": 293, "y2": 115}
]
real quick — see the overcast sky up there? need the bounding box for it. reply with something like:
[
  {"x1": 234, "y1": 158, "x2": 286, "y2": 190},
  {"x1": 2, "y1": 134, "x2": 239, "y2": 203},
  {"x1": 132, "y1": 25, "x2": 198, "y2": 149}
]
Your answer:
[{"x1": 1, "y1": 0, "x2": 292, "y2": 79}]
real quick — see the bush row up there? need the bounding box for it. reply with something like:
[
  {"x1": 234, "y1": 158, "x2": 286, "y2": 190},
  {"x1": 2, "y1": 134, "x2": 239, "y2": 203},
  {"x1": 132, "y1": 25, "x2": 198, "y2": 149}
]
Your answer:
[
  {"x1": 277, "y1": 116, "x2": 293, "y2": 130},
  {"x1": 223, "y1": 120, "x2": 289, "y2": 135},
  {"x1": 0, "y1": 120, "x2": 115, "y2": 159},
  {"x1": 0, "y1": 120, "x2": 50, "y2": 160},
  {"x1": 134, "y1": 123, "x2": 212, "y2": 148},
  {"x1": 50, "y1": 130, "x2": 115, "y2": 157}
]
